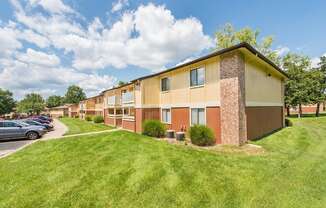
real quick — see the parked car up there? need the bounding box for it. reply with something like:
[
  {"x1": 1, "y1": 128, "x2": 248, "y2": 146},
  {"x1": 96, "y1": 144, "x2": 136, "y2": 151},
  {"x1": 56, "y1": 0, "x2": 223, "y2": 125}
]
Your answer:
[
  {"x1": 31, "y1": 118, "x2": 50, "y2": 124},
  {"x1": 0, "y1": 120, "x2": 46, "y2": 140},
  {"x1": 22, "y1": 119, "x2": 54, "y2": 131},
  {"x1": 30, "y1": 115, "x2": 52, "y2": 123},
  {"x1": 40, "y1": 115, "x2": 53, "y2": 122}
]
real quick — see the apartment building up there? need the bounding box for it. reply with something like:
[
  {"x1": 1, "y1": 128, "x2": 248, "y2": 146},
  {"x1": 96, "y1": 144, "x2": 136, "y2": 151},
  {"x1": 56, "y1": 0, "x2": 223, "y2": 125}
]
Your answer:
[
  {"x1": 103, "y1": 43, "x2": 287, "y2": 145},
  {"x1": 103, "y1": 84, "x2": 135, "y2": 129},
  {"x1": 68, "y1": 103, "x2": 79, "y2": 118},
  {"x1": 79, "y1": 94, "x2": 104, "y2": 119}
]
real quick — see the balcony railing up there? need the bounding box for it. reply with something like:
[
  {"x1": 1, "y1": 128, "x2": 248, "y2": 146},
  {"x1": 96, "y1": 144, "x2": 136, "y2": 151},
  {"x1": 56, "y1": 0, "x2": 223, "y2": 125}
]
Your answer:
[
  {"x1": 121, "y1": 92, "x2": 134, "y2": 104},
  {"x1": 107, "y1": 95, "x2": 121, "y2": 106}
]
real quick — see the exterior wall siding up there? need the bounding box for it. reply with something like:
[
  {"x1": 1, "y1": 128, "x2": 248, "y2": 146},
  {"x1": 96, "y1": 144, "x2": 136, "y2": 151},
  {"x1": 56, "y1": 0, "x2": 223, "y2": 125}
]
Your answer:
[
  {"x1": 206, "y1": 107, "x2": 221, "y2": 144},
  {"x1": 159, "y1": 57, "x2": 220, "y2": 107},
  {"x1": 246, "y1": 106, "x2": 283, "y2": 140},
  {"x1": 171, "y1": 107, "x2": 190, "y2": 132},
  {"x1": 135, "y1": 108, "x2": 160, "y2": 133}
]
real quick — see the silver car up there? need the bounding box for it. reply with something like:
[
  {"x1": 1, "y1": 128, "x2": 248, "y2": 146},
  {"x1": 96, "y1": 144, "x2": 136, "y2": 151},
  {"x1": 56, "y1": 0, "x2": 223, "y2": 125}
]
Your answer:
[{"x1": 0, "y1": 120, "x2": 46, "y2": 140}]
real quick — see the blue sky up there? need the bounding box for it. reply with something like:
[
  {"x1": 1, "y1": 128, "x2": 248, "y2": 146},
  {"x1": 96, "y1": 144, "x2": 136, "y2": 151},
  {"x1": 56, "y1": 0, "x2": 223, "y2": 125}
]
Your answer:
[{"x1": 0, "y1": 0, "x2": 325, "y2": 99}]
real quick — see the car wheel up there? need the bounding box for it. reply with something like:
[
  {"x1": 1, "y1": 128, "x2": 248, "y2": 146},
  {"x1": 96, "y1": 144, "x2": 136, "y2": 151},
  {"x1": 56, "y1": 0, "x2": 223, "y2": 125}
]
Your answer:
[{"x1": 27, "y1": 131, "x2": 39, "y2": 140}]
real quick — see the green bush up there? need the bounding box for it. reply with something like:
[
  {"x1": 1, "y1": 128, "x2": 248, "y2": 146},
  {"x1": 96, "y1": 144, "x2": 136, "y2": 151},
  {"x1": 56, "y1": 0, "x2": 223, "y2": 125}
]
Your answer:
[
  {"x1": 142, "y1": 120, "x2": 166, "y2": 138},
  {"x1": 189, "y1": 125, "x2": 215, "y2": 146},
  {"x1": 85, "y1": 115, "x2": 93, "y2": 121},
  {"x1": 93, "y1": 115, "x2": 104, "y2": 123},
  {"x1": 285, "y1": 118, "x2": 293, "y2": 127}
]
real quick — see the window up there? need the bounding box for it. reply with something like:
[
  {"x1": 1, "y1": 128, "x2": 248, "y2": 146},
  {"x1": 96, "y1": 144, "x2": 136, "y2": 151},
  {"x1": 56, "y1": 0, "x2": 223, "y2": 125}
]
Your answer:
[
  {"x1": 161, "y1": 77, "x2": 170, "y2": 91},
  {"x1": 4, "y1": 122, "x2": 19, "y2": 127},
  {"x1": 0, "y1": 122, "x2": 3, "y2": 128},
  {"x1": 116, "y1": 109, "x2": 122, "y2": 115},
  {"x1": 162, "y1": 109, "x2": 171, "y2": 123},
  {"x1": 190, "y1": 67, "x2": 205, "y2": 87},
  {"x1": 191, "y1": 108, "x2": 205, "y2": 125},
  {"x1": 108, "y1": 108, "x2": 115, "y2": 115},
  {"x1": 123, "y1": 107, "x2": 135, "y2": 117}
]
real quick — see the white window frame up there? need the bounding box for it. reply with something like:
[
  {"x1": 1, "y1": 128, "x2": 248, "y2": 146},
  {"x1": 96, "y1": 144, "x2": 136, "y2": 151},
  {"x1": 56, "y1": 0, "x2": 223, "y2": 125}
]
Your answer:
[
  {"x1": 190, "y1": 107, "x2": 206, "y2": 126},
  {"x1": 160, "y1": 77, "x2": 170, "y2": 92},
  {"x1": 161, "y1": 108, "x2": 171, "y2": 124},
  {"x1": 190, "y1": 66, "x2": 205, "y2": 88}
]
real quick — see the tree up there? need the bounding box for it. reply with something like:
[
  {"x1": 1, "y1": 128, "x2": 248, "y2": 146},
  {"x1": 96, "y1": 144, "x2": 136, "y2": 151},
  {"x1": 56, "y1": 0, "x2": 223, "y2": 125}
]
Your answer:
[
  {"x1": 311, "y1": 56, "x2": 326, "y2": 116},
  {"x1": 64, "y1": 85, "x2": 86, "y2": 104},
  {"x1": 0, "y1": 88, "x2": 15, "y2": 115},
  {"x1": 215, "y1": 23, "x2": 281, "y2": 65},
  {"x1": 46, "y1": 95, "x2": 64, "y2": 108},
  {"x1": 283, "y1": 53, "x2": 311, "y2": 117},
  {"x1": 118, "y1": 81, "x2": 127, "y2": 86},
  {"x1": 17, "y1": 93, "x2": 45, "y2": 115}
]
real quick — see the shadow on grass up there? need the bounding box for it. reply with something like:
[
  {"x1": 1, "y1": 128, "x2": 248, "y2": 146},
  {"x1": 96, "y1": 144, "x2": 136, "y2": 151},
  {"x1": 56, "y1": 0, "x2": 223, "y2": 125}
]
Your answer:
[
  {"x1": 287, "y1": 113, "x2": 326, "y2": 118},
  {"x1": 249, "y1": 127, "x2": 284, "y2": 142}
]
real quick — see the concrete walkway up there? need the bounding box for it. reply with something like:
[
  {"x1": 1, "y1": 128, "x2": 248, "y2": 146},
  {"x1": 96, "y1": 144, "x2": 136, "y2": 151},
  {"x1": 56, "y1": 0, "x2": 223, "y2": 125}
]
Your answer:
[{"x1": 41, "y1": 118, "x2": 68, "y2": 140}]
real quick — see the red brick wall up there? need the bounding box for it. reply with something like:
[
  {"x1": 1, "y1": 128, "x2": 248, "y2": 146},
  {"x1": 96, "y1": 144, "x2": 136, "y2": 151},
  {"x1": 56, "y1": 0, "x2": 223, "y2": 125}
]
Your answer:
[
  {"x1": 206, "y1": 107, "x2": 221, "y2": 144},
  {"x1": 116, "y1": 118, "x2": 122, "y2": 127},
  {"x1": 122, "y1": 120, "x2": 135, "y2": 132},
  {"x1": 171, "y1": 107, "x2": 189, "y2": 132}
]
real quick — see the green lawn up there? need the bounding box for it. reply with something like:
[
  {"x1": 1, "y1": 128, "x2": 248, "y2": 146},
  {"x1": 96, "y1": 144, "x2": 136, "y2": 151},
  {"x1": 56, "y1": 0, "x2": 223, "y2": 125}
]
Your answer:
[
  {"x1": 1, "y1": 117, "x2": 326, "y2": 207},
  {"x1": 59, "y1": 117, "x2": 113, "y2": 135}
]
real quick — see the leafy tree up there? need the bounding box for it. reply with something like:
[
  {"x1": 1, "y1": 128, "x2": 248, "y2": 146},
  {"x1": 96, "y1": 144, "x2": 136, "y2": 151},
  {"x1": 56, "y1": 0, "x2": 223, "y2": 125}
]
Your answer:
[
  {"x1": 310, "y1": 56, "x2": 326, "y2": 116},
  {"x1": 46, "y1": 95, "x2": 64, "y2": 108},
  {"x1": 118, "y1": 81, "x2": 127, "y2": 86},
  {"x1": 0, "y1": 88, "x2": 16, "y2": 115},
  {"x1": 17, "y1": 93, "x2": 45, "y2": 115},
  {"x1": 64, "y1": 85, "x2": 86, "y2": 104},
  {"x1": 215, "y1": 23, "x2": 281, "y2": 65},
  {"x1": 283, "y1": 53, "x2": 311, "y2": 117}
]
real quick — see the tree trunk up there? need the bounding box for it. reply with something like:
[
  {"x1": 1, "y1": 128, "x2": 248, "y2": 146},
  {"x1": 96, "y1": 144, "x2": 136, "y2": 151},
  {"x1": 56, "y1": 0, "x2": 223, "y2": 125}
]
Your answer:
[
  {"x1": 286, "y1": 106, "x2": 290, "y2": 116},
  {"x1": 298, "y1": 104, "x2": 302, "y2": 118},
  {"x1": 316, "y1": 102, "x2": 320, "y2": 117}
]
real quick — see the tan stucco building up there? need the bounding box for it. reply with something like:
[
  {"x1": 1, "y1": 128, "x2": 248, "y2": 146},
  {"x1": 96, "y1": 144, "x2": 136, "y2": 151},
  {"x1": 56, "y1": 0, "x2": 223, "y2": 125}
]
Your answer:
[
  {"x1": 79, "y1": 94, "x2": 104, "y2": 119},
  {"x1": 101, "y1": 42, "x2": 287, "y2": 145}
]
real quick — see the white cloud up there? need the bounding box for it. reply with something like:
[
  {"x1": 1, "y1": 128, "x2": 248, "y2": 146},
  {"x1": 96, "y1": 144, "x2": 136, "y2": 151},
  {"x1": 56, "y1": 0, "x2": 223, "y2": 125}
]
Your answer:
[
  {"x1": 111, "y1": 0, "x2": 129, "y2": 13},
  {"x1": 29, "y1": 0, "x2": 75, "y2": 14},
  {"x1": 16, "y1": 48, "x2": 60, "y2": 67},
  {"x1": 0, "y1": 25, "x2": 22, "y2": 58},
  {"x1": 0, "y1": 57, "x2": 117, "y2": 99},
  {"x1": 11, "y1": 2, "x2": 212, "y2": 71},
  {"x1": 311, "y1": 53, "x2": 326, "y2": 68},
  {"x1": 19, "y1": 29, "x2": 50, "y2": 48},
  {"x1": 275, "y1": 46, "x2": 290, "y2": 56},
  {"x1": 2, "y1": 0, "x2": 212, "y2": 99}
]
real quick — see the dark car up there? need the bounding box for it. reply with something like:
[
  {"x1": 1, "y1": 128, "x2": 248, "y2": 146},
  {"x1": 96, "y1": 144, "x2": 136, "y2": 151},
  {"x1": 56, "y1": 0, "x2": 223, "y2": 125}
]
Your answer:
[
  {"x1": 38, "y1": 115, "x2": 53, "y2": 122},
  {"x1": 32, "y1": 118, "x2": 50, "y2": 124},
  {"x1": 0, "y1": 120, "x2": 46, "y2": 140},
  {"x1": 30, "y1": 116, "x2": 52, "y2": 123},
  {"x1": 23, "y1": 119, "x2": 54, "y2": 131}
]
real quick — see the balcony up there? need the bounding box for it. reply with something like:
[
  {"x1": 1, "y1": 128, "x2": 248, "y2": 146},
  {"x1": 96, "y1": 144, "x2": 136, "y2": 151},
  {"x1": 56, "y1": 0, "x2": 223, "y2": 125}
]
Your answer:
[
  {"x1": 121, "y1": 91, "x2": 134, "y2": 104},
  {"x1": 107, "y1": 95, "x2": 121, "y2": 106}
]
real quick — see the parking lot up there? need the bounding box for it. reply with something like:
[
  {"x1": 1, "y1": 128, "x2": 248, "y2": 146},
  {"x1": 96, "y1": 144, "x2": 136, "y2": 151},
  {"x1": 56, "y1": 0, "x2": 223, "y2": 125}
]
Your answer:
[{"x1": 0, "y1": 119, "x2": 67, "y2": 158}]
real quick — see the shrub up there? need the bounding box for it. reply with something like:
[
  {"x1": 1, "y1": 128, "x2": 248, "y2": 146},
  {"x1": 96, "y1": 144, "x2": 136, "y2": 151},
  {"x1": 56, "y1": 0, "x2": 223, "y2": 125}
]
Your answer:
[
  {"x1": 189, "y1": 125, "x2": 215, "y2": 146},
  {"x1": 285, "y1": 118, "x2": 293, "y2": 127},
  {"x1": 93, "y1": 115, "x2": 104, "y2": 123},
  {"x1": 85, "y1": 115, "x2": 93, "y2": 121},
  {"x1": 142, "y1": 120, "x2": 166, "y2": 138}
]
